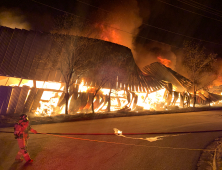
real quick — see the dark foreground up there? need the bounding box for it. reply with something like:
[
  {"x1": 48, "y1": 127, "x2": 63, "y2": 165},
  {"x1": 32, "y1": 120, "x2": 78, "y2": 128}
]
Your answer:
[{"x1": 1, "y1": 110, "x2": 222, "y2": 170}]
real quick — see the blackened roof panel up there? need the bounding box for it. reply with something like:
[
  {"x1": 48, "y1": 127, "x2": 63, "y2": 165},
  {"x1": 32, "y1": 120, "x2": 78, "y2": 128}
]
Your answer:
[
  {"x1": 28, "y1": 32, "x2": 49, "y2": 79},
  {"x1": 0, "y1": 27, "x2": 14, "y2": 75},
  {"x1": 8, "y1": 29, "x2": 27, "y2": 77},
  {"x1": 33, "y1": 34, "x2": 53, "y2": 80},
  {"x1": 1, "y1": 29, "x2": 17, "y2": 76},
  {"x1": 0, "y1": 26, "x2": 160, "y2": 91},
  {"x1": 15, "y1": 30, "x2": 37, "y2": 78}
]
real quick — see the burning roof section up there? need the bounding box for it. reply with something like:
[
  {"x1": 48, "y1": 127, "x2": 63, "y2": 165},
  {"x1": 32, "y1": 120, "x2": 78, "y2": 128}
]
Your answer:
[
  {"x1": 142, "y1": 62, "x2": 193, "y2": 92},
  {"x1": 0, "y1": 26, "x2": 165, "y2": 93}
]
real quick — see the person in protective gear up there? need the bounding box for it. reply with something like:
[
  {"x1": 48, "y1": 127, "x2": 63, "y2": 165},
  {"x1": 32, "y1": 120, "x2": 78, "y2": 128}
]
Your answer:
[{"x1": 14, "y1": 114, "x2": 37, "y2": 163}]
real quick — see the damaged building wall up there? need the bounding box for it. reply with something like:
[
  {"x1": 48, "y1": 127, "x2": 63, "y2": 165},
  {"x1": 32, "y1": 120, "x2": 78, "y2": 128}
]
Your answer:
[{"x1": 0, "y1": 26, "x2": 166, "y2": 115}]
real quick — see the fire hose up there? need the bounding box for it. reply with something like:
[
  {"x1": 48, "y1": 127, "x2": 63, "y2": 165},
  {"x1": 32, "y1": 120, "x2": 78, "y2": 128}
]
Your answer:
[
  {"x1": 2, "y1": 129, "x2": 222, "y2": 152},
  {"x1": 1, "y1": 129, "x2": 222, "y2": 135}
]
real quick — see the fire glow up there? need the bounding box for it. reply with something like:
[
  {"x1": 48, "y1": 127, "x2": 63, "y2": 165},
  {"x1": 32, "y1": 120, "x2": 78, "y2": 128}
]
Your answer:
[
  {"x1": 1, "y1": 75, "x2": 220, "y2": 117},
  {"x1": 32, "y1": 79, "x2": 179, "y2": 116},
  {"x1": 157, "y1": 56, "x2": 171, "y2": 67},
  {"x1": 0, "y1": 76, "x2": 180, "y2": 116},
  {"x1": 94, "y1": 23, "x2": 120, "y2": 45}
]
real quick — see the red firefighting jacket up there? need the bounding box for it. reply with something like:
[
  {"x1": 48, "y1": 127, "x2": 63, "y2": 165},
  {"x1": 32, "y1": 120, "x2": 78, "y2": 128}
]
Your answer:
[{"x1": 14, "y1": 120, "x2": 33, "y2": 139}]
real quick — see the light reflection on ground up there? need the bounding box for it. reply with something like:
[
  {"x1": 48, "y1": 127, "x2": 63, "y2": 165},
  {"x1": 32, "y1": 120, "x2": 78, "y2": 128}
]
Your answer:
[{"x1": 113, "y1": 128, "x2": 183, "y2": 142}]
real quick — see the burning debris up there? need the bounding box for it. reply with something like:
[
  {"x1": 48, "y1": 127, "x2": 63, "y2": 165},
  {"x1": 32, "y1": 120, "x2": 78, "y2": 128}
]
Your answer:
[
  {"x1": 0, "y1": 72, "x2": 168, "y2": 116},
  {"x1": 0, "y1": 70, "x2": 222, "y2": 117}
]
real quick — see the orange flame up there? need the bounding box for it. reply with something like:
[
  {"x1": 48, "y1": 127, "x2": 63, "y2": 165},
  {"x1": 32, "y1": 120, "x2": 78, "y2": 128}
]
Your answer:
[
  {"x1": 157, "y1": 56, "x2": 171, "y2": 67},
  {"x1": 212, "y1": 75, "x2": 222, "y2": 86},
  {"x1": 94, "y1": 23, "x2": 120, "y2": 44}
]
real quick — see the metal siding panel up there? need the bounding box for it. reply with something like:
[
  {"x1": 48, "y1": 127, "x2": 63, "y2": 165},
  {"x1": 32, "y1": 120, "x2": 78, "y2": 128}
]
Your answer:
[
  {"x1": 0, "y1": 86, "x2": 12, "y2": 115},
  {"x1": 0, "y1": 28, "x2": 14, "y2": 75},
  {"x1": 15, "y1": 31, "x2": 36, "y2": 78},
  {"x1": 0, "y1": 86, "x2": 12, "y2": 114},
  {"x1": 2, "y1": 29, "x2": 20, "y2": 76},
  {"x1": 34, "y1": 34, "x2": 53, "y2": 81},
  {"x1": 28, "y1": 33, "x2": 49, "y2": 79},
  {"x1": 0, "y1": 86, "x2": 6, "y2": 111},
  {"x1": 43, "y1": 70, "x2": 50, "y2": 81},
  {"x1": 8, "y1": 29, "x2": 27, "y2": 77},
  {"x1": 15, "y1": 86, "x2": 29, "y2": 113},
  {"x1": 7, "y1": 86, "x2": 21, "y2": 114},
  {"x1": 0, "y1": 27, "x2": 12, "y2": 65},
  {"x1": 31, "y1": 89, "x2": 44, "y2": 111},
  {"x1": 22, "y1": 33, "x2": 37, "y2": 79},
  {"x1": 23, "y1": 87, "x2": 37, "y2": 112},
  {"x1": 0, "y1": 26, "x2": 4, "y2": 37}
]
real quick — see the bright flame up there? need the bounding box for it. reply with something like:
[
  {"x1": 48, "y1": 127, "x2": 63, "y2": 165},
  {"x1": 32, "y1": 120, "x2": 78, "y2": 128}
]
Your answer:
[
  {"x1": 94, "y1": 23, "x2": 120, "y2": 44},
  {"x1": 157, "y1": 56, "x2": 171, "y2": 67},
  {"x1": 0, "y1": 75, "x2": 190, "y2": 117},
  {"x1": 136, "y1": 88, "x2": 166, "y2": 111},
  {"x1": 35, "y1": 92, "x2": 63, "y2": 116},
  {"x1": 78, "y1": 80, "x2": 88, "y2": 92},
  {"x1": 35, "y1": 82, "x2": 63, "y2": 116}
]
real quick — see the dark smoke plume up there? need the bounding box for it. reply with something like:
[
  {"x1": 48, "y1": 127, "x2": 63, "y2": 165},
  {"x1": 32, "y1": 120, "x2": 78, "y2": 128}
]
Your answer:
[{"x1": 0, "y1": 7, "x2": 30, "y2": 30}]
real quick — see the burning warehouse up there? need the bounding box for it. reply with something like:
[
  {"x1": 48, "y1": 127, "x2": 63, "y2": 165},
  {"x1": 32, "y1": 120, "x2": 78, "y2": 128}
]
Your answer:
[{"x1": 0, "y1": 26, "x2": 221, "y2": 117}]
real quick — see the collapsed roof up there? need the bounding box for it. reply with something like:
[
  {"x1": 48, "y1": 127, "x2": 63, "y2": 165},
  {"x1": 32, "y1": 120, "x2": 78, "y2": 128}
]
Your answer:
[
  {"x1": 142, "y1": 62, "x2": 193, "y2": 92},
  {"x1": 142, "y1": 62, "x2": 222, "y2": 102},
  {"x1": 0, "y1": 26, "x2": 165, "y2": 92}
]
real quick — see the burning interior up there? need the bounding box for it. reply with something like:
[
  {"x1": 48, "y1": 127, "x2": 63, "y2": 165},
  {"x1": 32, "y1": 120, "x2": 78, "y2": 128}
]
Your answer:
[{"x1": 0, "y1": 26, "x2": 222, "y2": 117}]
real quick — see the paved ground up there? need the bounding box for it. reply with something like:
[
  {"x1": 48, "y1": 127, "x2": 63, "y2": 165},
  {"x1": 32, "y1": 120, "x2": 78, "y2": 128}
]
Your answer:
[
  {"x1": 1, "y1": 110, "x2": 222, "y2": 170},
  {"x1": 1, "y1": 106, "x2": 222, "y2": 128}
]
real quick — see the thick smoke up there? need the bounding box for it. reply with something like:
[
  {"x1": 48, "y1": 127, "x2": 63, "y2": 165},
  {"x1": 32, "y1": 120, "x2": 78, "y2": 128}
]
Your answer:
[
  {"x1": 93, "y1": 0, "x2": 143, "y2": 50},
  {"x1": 52, "y1": 0, "x2": 179, "y2": 71},
  {"x1": 0, "y1": 8, "x2": 30, "y2": 30},
  {"x1": 133, "y1": 41, "x2": 177, "y2": 70},
  {"x1": 53, "y1": 0, "x2": 143, "y2": 51},
  {"x1": 212, "y1": 59, "x2": 222, "y2": 86},
  {"x1": 174, "y1": 47, "x2": 221, "y2": 89}
]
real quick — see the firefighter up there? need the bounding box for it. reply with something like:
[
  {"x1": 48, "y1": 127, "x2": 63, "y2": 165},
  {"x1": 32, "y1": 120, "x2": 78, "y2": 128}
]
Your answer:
[{"x1": 14, "y1": 114, "x2": 37, "y2": 163}]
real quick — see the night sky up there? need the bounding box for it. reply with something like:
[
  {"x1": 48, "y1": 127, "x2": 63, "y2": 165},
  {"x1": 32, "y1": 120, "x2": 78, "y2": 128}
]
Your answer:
[{"x1": 1, "y1": 0, "x2": 222, "y2": 78}]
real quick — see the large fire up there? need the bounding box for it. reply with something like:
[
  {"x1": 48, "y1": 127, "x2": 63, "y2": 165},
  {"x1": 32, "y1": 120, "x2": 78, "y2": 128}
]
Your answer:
[
  {"x1": 1, "y1": 74, "x2": 221, "y2": 117},
  {"x1": 32, "y1": 79, "x2": 181, "y2": 116},
  {"x1": 0, "y1": 76, "x2": 172, "y2": 116}
]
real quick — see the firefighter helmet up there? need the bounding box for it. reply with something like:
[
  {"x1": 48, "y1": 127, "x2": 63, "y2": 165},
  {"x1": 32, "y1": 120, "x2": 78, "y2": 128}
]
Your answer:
[{"x1": 19, "y1": 114, "x2": 29, "y2": 122}]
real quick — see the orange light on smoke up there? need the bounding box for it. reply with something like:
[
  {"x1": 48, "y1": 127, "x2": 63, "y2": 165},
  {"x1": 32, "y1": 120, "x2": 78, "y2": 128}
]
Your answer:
[
  {"x1": 157, "y1": 56, "x2": 171, "y2": 67},
  {"x1": 212, "y1": 75, "x2": 222, "y2": 87},
  {"x1": 95, "y1": 23, "x2": 120, "y2": 44}
]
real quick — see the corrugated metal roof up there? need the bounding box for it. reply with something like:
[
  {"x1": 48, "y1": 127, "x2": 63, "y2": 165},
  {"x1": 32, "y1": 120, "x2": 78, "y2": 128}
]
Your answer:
[
  {"x1": 0, "y1": 26, "x2": 166, "y2": 93},
  {"x1": 142, "y1": 62, "x2": 193, "y2": 92},
  {"x1": 0, "y1": 26, "x2": 55, "y2": 80}
]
